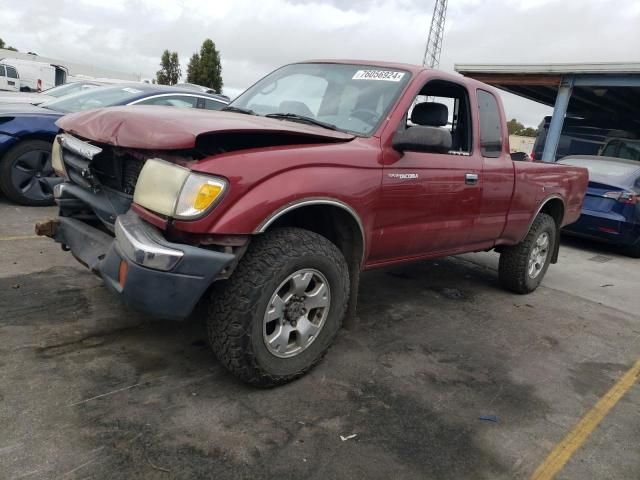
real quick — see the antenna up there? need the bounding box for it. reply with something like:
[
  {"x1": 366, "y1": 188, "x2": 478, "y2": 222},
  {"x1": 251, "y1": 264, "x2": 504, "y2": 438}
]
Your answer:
[{"x1": 422, "y1": 0, "x2": 448, "y2": 69}]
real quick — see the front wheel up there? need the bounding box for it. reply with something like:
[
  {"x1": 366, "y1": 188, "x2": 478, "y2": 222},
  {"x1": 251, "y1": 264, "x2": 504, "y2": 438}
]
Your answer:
[
  {"x1": 498, "y1": 213, "x2": 557, "y2": 294},
  {"x1": 207, "y1": 228, "x2": 350, "y2": 387}
]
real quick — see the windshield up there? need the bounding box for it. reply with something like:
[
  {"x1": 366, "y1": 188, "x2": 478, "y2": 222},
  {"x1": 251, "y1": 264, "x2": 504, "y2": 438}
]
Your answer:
[
  {"x1": 40, "y1": 86, "x2": 145, "y2": 113},
  {"x1": 231, "y1": 63, "x2": 411, "y2": 135},
  {"x1": 42, "y1": 82, "x2": 100, "y2": 98}
]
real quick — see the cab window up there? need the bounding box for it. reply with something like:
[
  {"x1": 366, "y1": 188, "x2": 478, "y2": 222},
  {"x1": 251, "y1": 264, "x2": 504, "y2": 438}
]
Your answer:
[
  {"x1": 477, "y1": 90, "x2": 503, "y2": 158},
  {"x1": 0, "y1": 65, "x2": 6, "y2": 77},
  {"x1": 6, "y1": 66, "x2": 18, "y2": 79},
  {"x1": 405, "y1": 79, "x2": 473, "y2": 154}
]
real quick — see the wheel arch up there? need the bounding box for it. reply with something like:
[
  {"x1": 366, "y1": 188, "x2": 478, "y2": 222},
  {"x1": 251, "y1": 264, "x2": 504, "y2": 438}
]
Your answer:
[
  {"x1": 256, "y1": 198, "x2": 366, "y2": 329},
  {"x1": 525, "y1": 194, "x2": 565, "y2": 263}
]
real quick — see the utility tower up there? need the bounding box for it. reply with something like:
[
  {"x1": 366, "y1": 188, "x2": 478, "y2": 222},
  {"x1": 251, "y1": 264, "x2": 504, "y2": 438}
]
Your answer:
[{"x1": 422, "y1": 0, "x2": 448, "y2": 68}]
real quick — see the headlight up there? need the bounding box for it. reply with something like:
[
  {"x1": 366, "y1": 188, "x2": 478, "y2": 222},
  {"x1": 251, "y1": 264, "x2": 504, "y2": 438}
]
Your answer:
[
  {"x1": 133, "y1": 158, "x2": 226, "y2": 219},
  {"x1": 51, "y1": 136, "x2": 67, "y2": 179}
]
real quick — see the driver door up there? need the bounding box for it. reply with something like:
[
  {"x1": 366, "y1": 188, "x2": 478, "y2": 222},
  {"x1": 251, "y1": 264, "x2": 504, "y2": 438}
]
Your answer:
[{"x1": 369, "y1": 80, "x2": 483, "y2": 262}]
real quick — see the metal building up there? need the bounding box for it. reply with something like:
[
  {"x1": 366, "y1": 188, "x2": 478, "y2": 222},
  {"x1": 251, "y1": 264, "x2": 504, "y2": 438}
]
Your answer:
[{"x1": 454, "y1": 62, "x2": 640, "y2": 161}]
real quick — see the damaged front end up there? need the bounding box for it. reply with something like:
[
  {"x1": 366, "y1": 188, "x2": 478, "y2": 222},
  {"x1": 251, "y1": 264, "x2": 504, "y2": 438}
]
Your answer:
[{"x1": 38, "y1": 133, "x2": 238, "y2": 320}]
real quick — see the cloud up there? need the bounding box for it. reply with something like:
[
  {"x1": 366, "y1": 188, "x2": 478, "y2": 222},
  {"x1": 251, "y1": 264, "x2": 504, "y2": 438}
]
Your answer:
[{"x1": 1, "y1": 0, "x2": 638, "y2": 126}]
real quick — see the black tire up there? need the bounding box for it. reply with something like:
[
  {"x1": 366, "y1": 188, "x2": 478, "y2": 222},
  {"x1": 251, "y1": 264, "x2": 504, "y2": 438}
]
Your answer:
[
  {"x1": 207, "y1": 228, "x2": 350, "y2": 387},
  {"x1": 498, "y1": 213, "x2": 557, "y2": 294},
  {"x1": 0, "y1": 139, "x2": 56, "y2": 206}
]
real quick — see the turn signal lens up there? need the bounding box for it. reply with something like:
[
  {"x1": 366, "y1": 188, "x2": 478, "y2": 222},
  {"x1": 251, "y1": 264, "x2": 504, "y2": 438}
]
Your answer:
[
  {"x1": 194, "y1": 183, "x2": 223, "y2": 210},
  {"x1": 174, "y1": 174, "x2": 226, "y2": 219},
  {"x1": 118, "y1": 260, "x2": 128, "y2": 288}
]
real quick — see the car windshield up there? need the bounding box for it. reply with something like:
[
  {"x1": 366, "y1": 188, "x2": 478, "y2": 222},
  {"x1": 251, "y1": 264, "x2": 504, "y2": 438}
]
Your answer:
[
  {"x1": 40, "y1": 86, "x2": 146, "y2": 113},
  {"x1": 42, "y1": 82, "x2": 100, "y2": 98},
  {"x1": 230, "y1": 63, "x2": 411, "y2": 135},
  {"x1": 561, "y1": 157, "x2": 640, "y2": 180}
]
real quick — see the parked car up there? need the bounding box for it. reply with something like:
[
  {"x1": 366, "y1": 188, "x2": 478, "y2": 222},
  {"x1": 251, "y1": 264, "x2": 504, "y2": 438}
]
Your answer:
[
  {"x1": 0, "y1": 63, "x2": 20, "y2": 91},
  {"x1": 0, "y1": 84, "x2": 229, "y2": 205},
  {"x1": 39, "y1": 60, "x2": 588, "y2": 386},
  {"x1": 558, "y1": 156, "x2": 640, "y2": 257},
  {"x1": 531, "y1": 115, "x2": 637, "y2": 161},
  {"x1": 0, "y1": 80, "x2": 104, "y2": 105}
]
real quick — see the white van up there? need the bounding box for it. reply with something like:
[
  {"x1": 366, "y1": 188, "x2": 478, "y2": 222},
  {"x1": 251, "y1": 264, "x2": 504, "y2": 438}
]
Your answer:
[
  {"x1": 0, "y1": 58, "x2": 67, "y2": 92},
  {"x1": 0, "y1": 64, "x2": 20, "y2": 91}
]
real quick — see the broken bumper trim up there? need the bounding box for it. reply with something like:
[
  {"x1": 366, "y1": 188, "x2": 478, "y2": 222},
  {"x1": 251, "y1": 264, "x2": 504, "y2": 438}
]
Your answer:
[{"x1": 47, "y1": 211, "x2": 235, "y2": 320}]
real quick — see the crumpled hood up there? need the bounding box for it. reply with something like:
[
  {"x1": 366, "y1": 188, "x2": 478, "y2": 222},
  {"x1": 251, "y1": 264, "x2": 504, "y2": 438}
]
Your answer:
[{"x1": 56, "y1": 105, "x2": 355, "y2": 150}]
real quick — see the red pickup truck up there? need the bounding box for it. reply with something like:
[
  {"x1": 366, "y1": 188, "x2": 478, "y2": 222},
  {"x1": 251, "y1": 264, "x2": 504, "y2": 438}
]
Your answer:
[{"x1": 39, "y1": 60, "x2": 588, "y2": 386}]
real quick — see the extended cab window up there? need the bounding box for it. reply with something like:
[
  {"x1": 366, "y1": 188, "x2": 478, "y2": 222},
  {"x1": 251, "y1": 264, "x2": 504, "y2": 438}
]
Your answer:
[
  {"x1": 405, "y1": 79, "x2": 473, "y2": 154},
  {"x1": 477, "y1": 90, "x2": 503, "y2": 158}
]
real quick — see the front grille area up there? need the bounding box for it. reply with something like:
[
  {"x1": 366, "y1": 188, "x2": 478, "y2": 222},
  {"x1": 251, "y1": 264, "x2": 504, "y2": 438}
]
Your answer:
[{"x1": 62, "y1": 144, "x2": 145, "y2": 196}]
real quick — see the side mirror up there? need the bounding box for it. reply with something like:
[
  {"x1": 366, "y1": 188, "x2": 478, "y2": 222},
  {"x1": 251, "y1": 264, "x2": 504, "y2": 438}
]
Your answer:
[{"x1": 392, "y1": 126, "x2": 451, "y2": 154}]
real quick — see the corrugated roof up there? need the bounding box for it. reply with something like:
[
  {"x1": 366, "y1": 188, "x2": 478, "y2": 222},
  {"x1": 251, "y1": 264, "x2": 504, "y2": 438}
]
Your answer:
[{"x1": 455, "y1": 62, "x2": 640, "y2": 75}]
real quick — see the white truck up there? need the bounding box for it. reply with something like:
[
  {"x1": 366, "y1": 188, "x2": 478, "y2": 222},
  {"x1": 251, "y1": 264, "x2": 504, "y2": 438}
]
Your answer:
[{"x1": 0, "y1": 58, "x2": 68, "y2": 92}]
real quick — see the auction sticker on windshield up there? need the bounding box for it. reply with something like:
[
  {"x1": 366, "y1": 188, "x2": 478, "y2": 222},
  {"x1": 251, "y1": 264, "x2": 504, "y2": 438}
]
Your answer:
[{"x1": 352, "y1": 70, "x2": 405, "y2": 82}]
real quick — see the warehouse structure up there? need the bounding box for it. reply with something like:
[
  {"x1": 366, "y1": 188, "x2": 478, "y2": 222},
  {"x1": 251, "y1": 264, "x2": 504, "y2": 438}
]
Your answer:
[{"x1": 454, "y1": 62, "x2": 640, "y2": 161}]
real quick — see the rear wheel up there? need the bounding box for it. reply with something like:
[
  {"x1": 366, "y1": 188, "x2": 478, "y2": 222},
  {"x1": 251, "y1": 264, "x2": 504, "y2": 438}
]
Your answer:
[
  {"x1": 498, "y1": 213, "x2": 557, "y2": 294},
  {"x1": 0, "y1": 140, "x2": 56, "y2": 206},
  {"x1": 207, "y1": 228, "x2": 349, "y2": 387}
]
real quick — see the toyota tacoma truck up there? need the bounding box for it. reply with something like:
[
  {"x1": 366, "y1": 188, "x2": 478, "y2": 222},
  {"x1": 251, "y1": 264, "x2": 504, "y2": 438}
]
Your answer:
[{"x1": 38, "y1": 60, "x2": 588, "y2": 386}]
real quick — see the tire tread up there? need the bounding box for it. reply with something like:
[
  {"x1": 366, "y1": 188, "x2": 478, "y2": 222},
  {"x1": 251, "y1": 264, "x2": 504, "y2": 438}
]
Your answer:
[{"x1": 207, "y1": 227, "x2": 349, "y2": 387}]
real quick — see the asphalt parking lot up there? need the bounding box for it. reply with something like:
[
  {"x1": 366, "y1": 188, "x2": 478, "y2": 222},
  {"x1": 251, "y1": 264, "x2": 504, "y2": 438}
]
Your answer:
[{"x1": 1, "y1": 197, "x2": 638, "y2": 480}]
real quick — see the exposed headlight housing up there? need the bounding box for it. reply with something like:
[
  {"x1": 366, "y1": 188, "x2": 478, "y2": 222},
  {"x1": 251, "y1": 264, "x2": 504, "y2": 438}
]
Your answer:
[
  {"x1": 133, "y1": 158, "x2": 227, "y2": 219},
  {"x1": 51, "y1": 136, "x2": 67, "y2": 179}
]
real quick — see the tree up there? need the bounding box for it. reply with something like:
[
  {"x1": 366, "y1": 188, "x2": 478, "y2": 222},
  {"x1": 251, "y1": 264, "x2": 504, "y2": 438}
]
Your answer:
[
  {"x1": 155, "y1": 50, "x2": 181, "y2": 85},
  {"x1": 519, "y1": 127, "x2": 538, "y2": 137},
  {"x1": 507, "y1": 118, "x2": 525, "y2": 136},
  {"x1": 186, "y1": 39, "x2": 223, "y2": 93},
  {"x1": 0, "y1": 38, "x2": 18, "y2": 51},
  {"x1": 186, "y1": 53, "x2": 200, "y2": 84},
  {"x1": 507, "y1": 118, "x2": 538, "y2": 137}
]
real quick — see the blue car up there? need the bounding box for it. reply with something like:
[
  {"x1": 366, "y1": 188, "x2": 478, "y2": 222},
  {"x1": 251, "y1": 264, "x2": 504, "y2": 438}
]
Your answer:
[
  {"x1": 0, "y1": 84, "x2": 228, "y2": 205},
  {"x1": 559, "y1": 155, "x2": 640, "y2": 257}
]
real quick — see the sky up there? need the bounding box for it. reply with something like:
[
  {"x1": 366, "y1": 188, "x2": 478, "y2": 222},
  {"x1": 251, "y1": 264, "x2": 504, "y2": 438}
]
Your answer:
[{"x1": 2, "y1": 0, "x2": 639, "y2": 127}]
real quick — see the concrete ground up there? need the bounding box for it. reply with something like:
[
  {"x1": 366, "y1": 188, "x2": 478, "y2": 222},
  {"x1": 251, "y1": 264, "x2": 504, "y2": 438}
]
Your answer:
[{"x1": 1, "y1": 197, "x2": 639, "y2": 479}]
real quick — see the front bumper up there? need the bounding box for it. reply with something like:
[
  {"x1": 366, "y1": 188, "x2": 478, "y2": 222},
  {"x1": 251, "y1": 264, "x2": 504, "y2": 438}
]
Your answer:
[{"x1": 43, "y1": 210, "x2": 235, "y2": 320}]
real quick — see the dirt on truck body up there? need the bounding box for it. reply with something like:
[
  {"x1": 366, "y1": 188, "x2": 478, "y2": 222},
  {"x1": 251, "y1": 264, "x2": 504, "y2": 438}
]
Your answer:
[{"x1": 39, "y1": 60, "x2": 589, "y2": 386}]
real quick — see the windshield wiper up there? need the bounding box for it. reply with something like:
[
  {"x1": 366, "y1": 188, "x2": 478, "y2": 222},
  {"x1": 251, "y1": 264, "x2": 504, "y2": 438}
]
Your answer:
[
  {"x1": 264, "y1": 112, "x2": 337, "y2": 131},
  {"x1": 222, "y1": 105, "x2": 257, "y2": 115}
]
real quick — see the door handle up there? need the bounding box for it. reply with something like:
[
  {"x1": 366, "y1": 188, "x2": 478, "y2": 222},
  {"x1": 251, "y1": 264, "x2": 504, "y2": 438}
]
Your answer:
[{"x1": 465, "y1": 173, "x2": 479, "y2": 185}]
